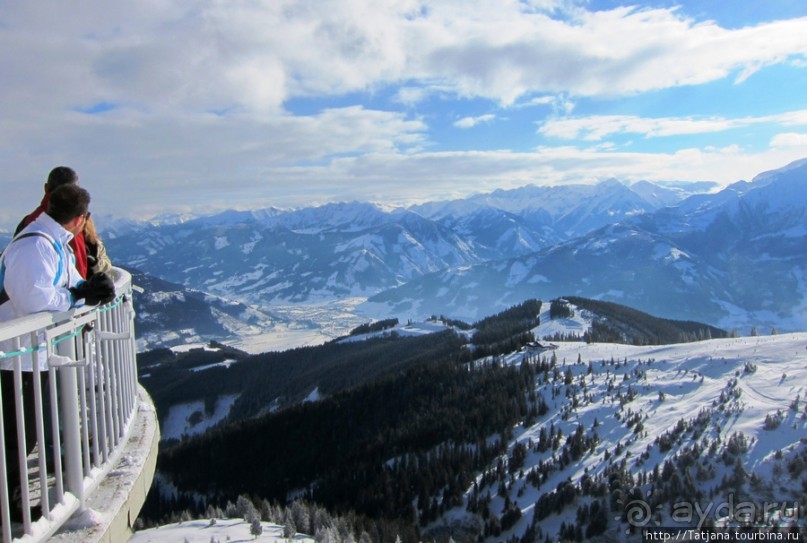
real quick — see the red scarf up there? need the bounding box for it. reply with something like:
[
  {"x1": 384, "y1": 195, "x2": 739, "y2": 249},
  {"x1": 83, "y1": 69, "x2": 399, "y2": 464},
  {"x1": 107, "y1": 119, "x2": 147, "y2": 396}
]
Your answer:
[{"x1": 18, "y1": 193, "x2": 89, "y2": 279}]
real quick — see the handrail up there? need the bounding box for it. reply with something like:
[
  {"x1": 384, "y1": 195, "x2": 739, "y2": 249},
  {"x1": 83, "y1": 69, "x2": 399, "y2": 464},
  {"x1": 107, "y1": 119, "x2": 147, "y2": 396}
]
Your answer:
[{"x1": 0, "y1": 267, "x2": 139, "y2": 542}]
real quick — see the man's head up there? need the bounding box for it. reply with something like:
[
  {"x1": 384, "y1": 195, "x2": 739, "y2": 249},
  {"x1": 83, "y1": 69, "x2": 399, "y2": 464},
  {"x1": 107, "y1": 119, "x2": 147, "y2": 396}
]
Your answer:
[
  {"x1": 47, "y1": 184, "x2": 91, "y2": 233},
  {"x1": 45, "y1": 166, "x2": 79, "y2": 193}
]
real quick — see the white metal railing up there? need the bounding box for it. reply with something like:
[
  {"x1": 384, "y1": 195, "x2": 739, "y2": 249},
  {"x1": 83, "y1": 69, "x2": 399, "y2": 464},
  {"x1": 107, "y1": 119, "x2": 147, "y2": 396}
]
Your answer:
[{"x1": 0, "y1": 267, "x2": 139, "y2": 542}]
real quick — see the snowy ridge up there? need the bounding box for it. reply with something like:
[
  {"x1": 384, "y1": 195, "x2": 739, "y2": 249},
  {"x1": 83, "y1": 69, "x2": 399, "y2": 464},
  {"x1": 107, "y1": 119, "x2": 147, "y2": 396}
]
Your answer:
[{"x1": 110, "y1": 177, "x2": 706, "y2": 340}]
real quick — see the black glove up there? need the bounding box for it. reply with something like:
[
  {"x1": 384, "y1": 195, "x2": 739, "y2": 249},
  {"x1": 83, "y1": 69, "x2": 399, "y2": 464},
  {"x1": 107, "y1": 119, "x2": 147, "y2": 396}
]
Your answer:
[{"x1": 70, "y1": 272, "x2": 116, "y2": 306}]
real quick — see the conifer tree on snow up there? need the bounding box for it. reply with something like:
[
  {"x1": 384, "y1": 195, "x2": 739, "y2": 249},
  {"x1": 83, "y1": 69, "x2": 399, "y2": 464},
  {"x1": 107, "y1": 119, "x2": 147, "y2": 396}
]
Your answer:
[{"x1": 251, "y1": 517, "x2": 263, "y2": 539}]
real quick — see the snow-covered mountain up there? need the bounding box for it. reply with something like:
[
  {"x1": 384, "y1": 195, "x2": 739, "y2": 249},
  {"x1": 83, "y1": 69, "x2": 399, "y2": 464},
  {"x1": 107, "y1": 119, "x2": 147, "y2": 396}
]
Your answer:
[
  {"x1": 363, "y1": 160, "x2": 807, "y2": 333},
  {"x1": 108, "y1": 179, "x2": 706, "y2": 302},
  {"x1": 107, "y1": 178, "x2": 711, "y2": 336},
  {"x1": 110, "y1": 204, "x2": 484, "y2": 308},
  {"x1": 411, "y1": 179, "x2": 713, "y2": 231}
]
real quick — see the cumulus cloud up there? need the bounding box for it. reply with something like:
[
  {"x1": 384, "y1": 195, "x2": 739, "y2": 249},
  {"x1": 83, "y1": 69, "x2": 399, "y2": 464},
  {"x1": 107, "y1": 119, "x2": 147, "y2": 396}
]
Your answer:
[
  {"x1": 771, "y1": 132, "x2": 807, "y2": 148},
  {"x1": 4, "y1": 1, "x2": 805, "y2": 114}
]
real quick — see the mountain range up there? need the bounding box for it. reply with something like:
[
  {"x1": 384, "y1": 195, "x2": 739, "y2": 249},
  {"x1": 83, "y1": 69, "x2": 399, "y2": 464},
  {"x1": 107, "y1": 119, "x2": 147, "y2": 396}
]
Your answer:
[
  {"x1": 363, "y1": 160, "x2": 807, "y2": 331},
  {"x1": 104, "y1": 159, "x2": 806, "y2": 347}
]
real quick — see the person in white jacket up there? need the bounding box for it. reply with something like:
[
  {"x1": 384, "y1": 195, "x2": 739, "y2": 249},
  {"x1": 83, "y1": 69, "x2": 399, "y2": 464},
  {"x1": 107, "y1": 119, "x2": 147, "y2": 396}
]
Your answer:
[
  {"x1": 0, "y1": 198, "x2": 85, "y2": 328},
  {"x1": 0, "y1": 183, "x2": 114, "y2": 520}
]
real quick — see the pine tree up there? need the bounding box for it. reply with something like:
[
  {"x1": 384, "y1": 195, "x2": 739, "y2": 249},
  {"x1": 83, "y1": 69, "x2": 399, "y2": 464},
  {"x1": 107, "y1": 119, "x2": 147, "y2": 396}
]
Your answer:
[
  {"x1": 291, "y1": 501, "x2": 311, "y2": 535},
  {"x1": 251, "y1": 518, "x2": 263, "y2": 539},
  {"x1": 237, "y1": 494, "x2": 259, "y2": 523},
  {"x1": 284, "y1": 515, "x2": 297, "y2": 540}
]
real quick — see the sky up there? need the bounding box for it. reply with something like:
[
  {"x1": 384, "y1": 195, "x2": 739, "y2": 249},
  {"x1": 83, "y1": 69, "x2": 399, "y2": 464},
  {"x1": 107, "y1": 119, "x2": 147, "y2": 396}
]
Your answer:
[{"x1": 1, "y1": 0, "x2": 806, "y2": 227}]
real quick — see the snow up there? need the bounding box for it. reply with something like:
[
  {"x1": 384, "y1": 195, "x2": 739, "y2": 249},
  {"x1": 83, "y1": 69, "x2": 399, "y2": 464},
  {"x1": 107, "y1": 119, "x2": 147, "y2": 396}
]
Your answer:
[
  {"x1": 338, "y1": 319, "x2": 450, "y2": 343},
  {"x1": 171, "y1": 343, "x2": 218, "y2": 353},
  {"x1": 394, "y1": 321, "x2": 450, "y2": 336},
  {"x1": 148, "y1": 291, "x2": 186, "y2": 303},
  {"x1": 527, "y1": 274, "x2": 549, "y2": 284},
  {"x1": 226, "y1": 328, "x2": 332, "y2": 354},
  {"x1": 161, "y1": 394, "x2": 239, "y2": 441},
  {"x1": 214, "y1": 236, "x2": 230, "y2": 250},
  {"x1": 189, "y1": 359, "x2": 237, "y2": 372},
  {"x1": 653, "y1": 244, "x2": 689, "y2": 262},
  {"x1": 506, "y1": 261, "x2": 531, "y2": 286},
  {"x1": 452, "y1": 331, "x2": 807, "y2": 540},
  {"x1": 185, "y1": 299, "x2": 370, "y2": 355},
  {"x1": 533, "y1": 301, "x2": 592, "y2": 339},
  {"x1": 241, "y1": 232, "x2": 263, "y2": 255},
  {"x1": 129, "y1": 518, "x2": 315, "y2": 543},
  {"x1": 303, "y1": 387, "x2": 321, "y2": 403}
]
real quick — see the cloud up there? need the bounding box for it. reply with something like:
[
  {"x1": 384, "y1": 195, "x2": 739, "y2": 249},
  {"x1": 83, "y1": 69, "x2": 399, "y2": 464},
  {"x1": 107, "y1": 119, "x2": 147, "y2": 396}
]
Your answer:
[
  {"x1": 454, "y1": 114, "x2": 496, "y2": 128},
  {"x1": 521, "y1": 96, "x2": 556, "y2": 107},
  {"x1": 0, "y1": 105, "x2": 427, "y2": 225},
  {"x1": 408, "y1": 5, "x2": 807, "y2": 103},
  {"x1": 3, "y1": 2, "x2": 806, "y2": 114},
  {"x1": 540, "y1": 115, "x2": 740, "y2": 140},
  {"x1": 771, "y1": 132, "x2": 807, "y2": 148},
  {"x1": 246, "y1": 144, "x2": 807, "y2": 209},
  {"x1": 1, "y1": 1, "x2": 806, "y2": 224},
  {"x1": 394, "y1": 87, "x2": 431, "y2": 106},
  {"x1": 539, "y1": 109, "x2": 807, "y2": 141}
]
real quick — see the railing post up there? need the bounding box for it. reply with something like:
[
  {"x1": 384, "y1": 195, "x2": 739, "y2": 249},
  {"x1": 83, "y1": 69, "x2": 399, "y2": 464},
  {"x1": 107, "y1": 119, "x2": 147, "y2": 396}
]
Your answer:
[
  {"x1": 0, "y1": 375, "x2": 11, "y2": 543},
  {"x1": 13, "y1": 345, "x2": 31, "y2": 533},
  {"x1": 57, "y1": 349, "x2": 84, "y2": 510}
]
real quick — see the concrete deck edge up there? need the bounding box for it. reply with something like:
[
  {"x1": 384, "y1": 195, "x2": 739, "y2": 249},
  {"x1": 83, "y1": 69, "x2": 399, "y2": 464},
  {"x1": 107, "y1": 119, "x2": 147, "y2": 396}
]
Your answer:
[{"x1": 50, "y1": 386, "x2": 160, "y2": 543}]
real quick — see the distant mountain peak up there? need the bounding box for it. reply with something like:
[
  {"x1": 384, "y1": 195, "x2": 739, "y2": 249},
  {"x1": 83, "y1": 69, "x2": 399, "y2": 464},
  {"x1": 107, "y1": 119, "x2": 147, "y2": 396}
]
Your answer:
[{"x1": 751, "y1": 156, "x2": 807, "y2": 184}]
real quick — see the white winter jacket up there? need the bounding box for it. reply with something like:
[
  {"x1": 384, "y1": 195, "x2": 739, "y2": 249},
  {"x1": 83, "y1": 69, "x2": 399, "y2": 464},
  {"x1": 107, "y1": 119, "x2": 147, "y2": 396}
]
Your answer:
[{"x1": 0, "y1": 213, "x2": 85, "y2": 370}]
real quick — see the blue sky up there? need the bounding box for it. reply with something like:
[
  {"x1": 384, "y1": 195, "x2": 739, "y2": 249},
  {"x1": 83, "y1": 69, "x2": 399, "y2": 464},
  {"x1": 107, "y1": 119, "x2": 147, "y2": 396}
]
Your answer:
[{"x1": 0, "y1": 0, "x2": 806, "y2": 225}]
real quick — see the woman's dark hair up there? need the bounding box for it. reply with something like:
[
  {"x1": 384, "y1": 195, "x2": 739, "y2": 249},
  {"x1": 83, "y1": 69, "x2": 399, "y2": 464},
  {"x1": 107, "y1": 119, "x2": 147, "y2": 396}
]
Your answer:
[
  {"x1": 47, "y1": 184, "x2": 90, "y2": 225},
  {"x1": 46, "y1": 166, "x2": 79, "y2": 192}
]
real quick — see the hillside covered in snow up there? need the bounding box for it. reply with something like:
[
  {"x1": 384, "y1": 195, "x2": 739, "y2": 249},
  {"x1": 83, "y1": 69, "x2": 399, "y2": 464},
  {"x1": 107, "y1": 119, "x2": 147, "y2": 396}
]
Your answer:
[{"x1": 136, "y1": 299, "x2": 806, "y2": 543}]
